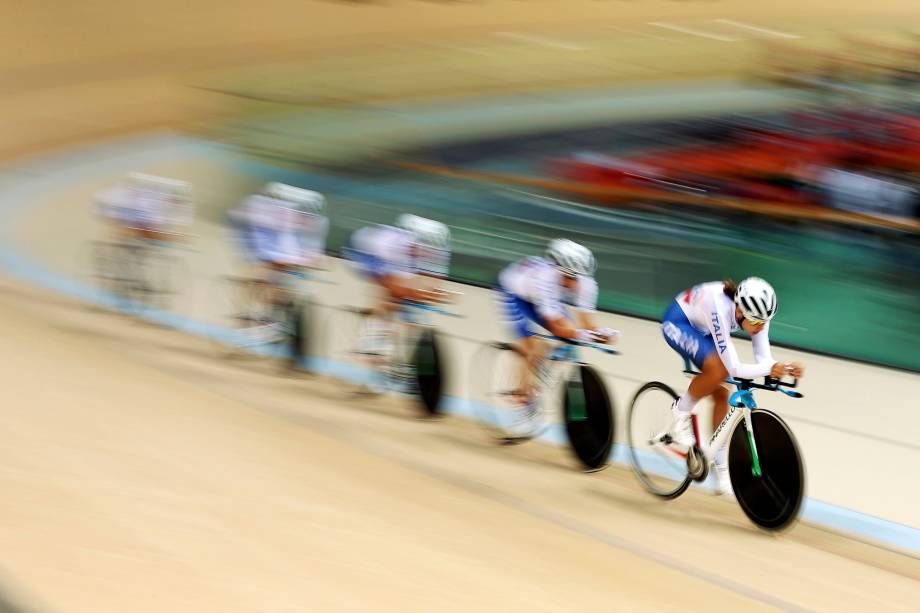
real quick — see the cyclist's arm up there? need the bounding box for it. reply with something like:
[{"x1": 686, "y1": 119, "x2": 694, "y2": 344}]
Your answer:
[
  {"x1": 377, "y1": 270, "x2": 442, "y2": 303},
  {"x1": 706, "y1": 298, "x2": 773, "y2": 379},
  {"x1": 573, "y1": 276, "x2": 600, "y2": 330},
  {"x1": 534, "y1": 271, "x2": 578, "y2": 339},
  {"x1": 544, "y1": 315, "x2": 578, "y2": 340},
  {"x1": 751, "y1": 321, "x2": 774, "y2": 363}
]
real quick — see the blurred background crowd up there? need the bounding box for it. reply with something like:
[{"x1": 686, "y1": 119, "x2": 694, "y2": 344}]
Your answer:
[{"x1": 5, "y1": 2, "x2": 919, "y2": 373}]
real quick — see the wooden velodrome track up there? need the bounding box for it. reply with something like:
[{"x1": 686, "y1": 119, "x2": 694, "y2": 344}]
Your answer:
[{"x1": 2, "y1": 2, "x2": 919, "y2": 611}]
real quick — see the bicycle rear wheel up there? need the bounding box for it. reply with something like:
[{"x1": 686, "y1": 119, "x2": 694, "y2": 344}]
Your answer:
[
  {"x1": 412, "y1": 328, "x2": 444, "y2": 416},
  {"x1": 91, "y1": 241, "x2": 138, "y2": 307},
  {"x1": 469, "y1": 341, "x2": 547, "y2": 443},
  {"x1": 136, "y1": 249, "x2": 186, "y2": 312},
  {"x1": 278, "y1": 298, "x2": 312, "y2": 371},
  {"x1": 627, "y1": 381, "x2": 691, "y2": 499},
  {"x1": 563, "y1": 365, "x2": 614, "y2": 472},
  {"x1": 729, "y1": 409, "x2": 805, "y2": 531}
]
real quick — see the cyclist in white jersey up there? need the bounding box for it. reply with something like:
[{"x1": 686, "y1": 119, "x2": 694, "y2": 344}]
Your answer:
[
  {"x1": 229, "y1": 182, "x2": 329, "y2": 310},
  {"x1": 94, "y1": 172, "x2": 193, "y2": 241},
  {"x1": 347, "y1": 215, "x2": 452, "y2": 351},
  {"x1": 661, "y1": 277, "x2": 805, "y2": 495},
  {"x1": 231, "y1": 182, "x2": 328, "y2": 270},
  {"x1": 349, "y1": 214, "x2": 450, "y2": 303},
  {"x1": 497, "y1": 239, "x2": 619, "y2": 403}
]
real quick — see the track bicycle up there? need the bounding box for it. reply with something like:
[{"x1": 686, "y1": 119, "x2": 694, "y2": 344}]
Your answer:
[
  {"x1": 211, "y1": 268, "x2": 332, "y2": 369},
  {"x1": 326, "y1": 299, "x2": 458, "y2": 415},
  {"x1": 627, "y1": 358, "x2": 805, "y2": 530},
  {"x1": 90, "y1": 234, "x2": 188, "y2": 312},
  {"x1": 470, "y1": 333, "x2": 617, "y2": 471}
]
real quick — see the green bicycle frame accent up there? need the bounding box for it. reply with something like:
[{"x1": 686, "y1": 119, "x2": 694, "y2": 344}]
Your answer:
[
  {"x1": 731, "y1": 390, "x2": 763, "y2": 478},
  {"x1": 565, "y1": 376, "x2": 588, "y2": 421}
]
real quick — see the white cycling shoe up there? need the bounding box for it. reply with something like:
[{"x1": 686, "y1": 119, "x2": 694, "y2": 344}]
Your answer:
[
  {"x1": 713, "y1": 451, "x2": 735, "y2": 499},
  {"x1": 508, "y1": 401, "x2": 542, "y2": 439},
  {"x1": 669, "y1": 401, "x2": 696, "y2": 448}
]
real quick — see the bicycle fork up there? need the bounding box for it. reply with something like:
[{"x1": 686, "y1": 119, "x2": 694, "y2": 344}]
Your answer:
[{"x1": 705, "y1": 392, "x2": 763, "y2": 478}]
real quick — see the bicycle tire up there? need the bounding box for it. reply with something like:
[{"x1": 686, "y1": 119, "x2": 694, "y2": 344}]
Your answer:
[
  {"x1": 469, "y1": 341, "x2": 546, "y2": 444},
  {"x1": 412, "y1": 328, "x2": 444, "y2": 416},
  {"x1": 282, "y1": 298, "x2": 312, "y2": 371},
  {"x1": 729, "y1": 409, "x2": 805, "y2": 531},
  {"x1": 92, "y1": 241, "x2": 137, "y2": 307},
  {"x1": 627, "y1": 381, "x2": 692, "y2": 499},
  {"x1": 563, "y1": 364, "x2": 614, "y2": 472}
]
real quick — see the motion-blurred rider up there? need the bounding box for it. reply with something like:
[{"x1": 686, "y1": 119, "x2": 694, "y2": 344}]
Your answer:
[
  {"x1": 347, "y1": 214, "x2": 452, "y2": 353},
  {"x1": 230, "y1": 182, "x2": 329, "y2": 295},
  {"x1": 661, "y1": 277, "x2": 805, "y2": 496},
  {"x1": 497, "y1": 239, "x2": 619, "y2": 410},
  {"x1": 94, "y1": 172, "x2": 194, "y2": 242}
]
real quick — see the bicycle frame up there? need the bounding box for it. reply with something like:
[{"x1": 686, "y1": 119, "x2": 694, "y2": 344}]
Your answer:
[
  {"x1": 530, "y1": 333, "x2": 618, "y2": 398},
  {"x1": 397, "y1": 300, "x2": 461, "y2": 325},
  {"x1": 536, "y1": 333, "x2": 618, "y2": 362},
  {"x1": 683, "y1": 357, "x2": 803, "y2": 477},
  {"x1": 357, "y1": 301, "x2": 460, "y2": 386},
  {"x1": 706, "y1": 386, "x2": 760, "y2": 476}
]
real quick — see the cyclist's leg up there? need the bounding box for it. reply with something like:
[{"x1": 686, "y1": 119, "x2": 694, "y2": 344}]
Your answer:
[
  {"x1": 690, "y1": 353, "x2": 730, "y2": 419},
  {"x1": 348, "y1": 252, "x2": 399, "y2": 356},
  {"x1": 497, "y1": 289, "x2": 542, "y2": 400},
  {"x1": 710, "y1": 382, "x2": 730, "y2": 433},
  {"x1": 661, "y1": 300, "x2": 720, "y2": 443}
]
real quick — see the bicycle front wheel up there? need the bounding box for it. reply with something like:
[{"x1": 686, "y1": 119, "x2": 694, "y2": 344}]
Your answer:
[
  {"x1": 627, "y1": 381, "x2": 691, "y2": 499},
  {"x1": 469, "y1": 341, "x2": 547, "y2": 443},
  {"x1": 208, "y1": 276, "x2": 275, "y2": 358},
  {"x1": 562, "y1": 364, "x2": 614, "y2": 472},
  {"x1": 729, "y1": 409, "x2": 805, "y2": 531},
  {"x1": 322, "y1": 306, "x2": 388, "y2": 390}
]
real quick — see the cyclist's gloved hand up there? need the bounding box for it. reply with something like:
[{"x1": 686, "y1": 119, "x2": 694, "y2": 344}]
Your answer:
[
  {"x1": 592, "y1": 327, "x2": 621, "y2": 344},
  {"x1": 769, "y1": 362, "x2": 787, "y2": 378},
  {"x1": 787, "y1": 362, "x2": 805, "y2": 378}
]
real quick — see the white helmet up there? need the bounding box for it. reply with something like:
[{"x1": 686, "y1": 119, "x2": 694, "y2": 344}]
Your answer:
[
  {"x1": 397, "y1": 214, "x2": 450, "y2": 250},
  {"x1": 735, "y1": 277, "x2": 777, "y2": 323},
  {"x1": 545, "y1": 238, "x2": 596, "y2": 276},
  {"x1": 264, "y1": 182, "x2": 326, "y2": 215}
]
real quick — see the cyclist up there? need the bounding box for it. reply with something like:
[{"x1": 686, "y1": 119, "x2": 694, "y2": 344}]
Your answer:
[
  {"x1": 347, "y1": 214, "x2": 452, "y2": 352},
  {"x1": 94, "y1": 172, "x2": 193, "y2": 241},
  {"x1": 661, "y1": 277, "x2": 805, "y2": 495},
  {"x1": 227, "y1": 183, "x2": 329, "y2": 341},
  {"x1": 497, "y1": 239, "x2": 619, "y2": 408},
  {"x1": 232, "y1": 182, "x2": 329, "y2": 273}
]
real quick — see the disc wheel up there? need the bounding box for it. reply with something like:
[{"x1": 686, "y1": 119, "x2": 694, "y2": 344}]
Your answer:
[
  {"x1": 627, "y1": 381, "x2": 691, "y2": 499},
  {"x1": 729, "y1": 409, "x2": 805, "y2": 531},
  {"x1": 412, "y1": 328, "x2": 445, "y2": 416},
  {"x1": 563, "y1": 365, "x2": 614, "y2": 472},
  {"x1": 278, "y1": 297, "x2": 312, "y2": 372}
]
